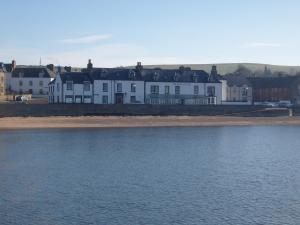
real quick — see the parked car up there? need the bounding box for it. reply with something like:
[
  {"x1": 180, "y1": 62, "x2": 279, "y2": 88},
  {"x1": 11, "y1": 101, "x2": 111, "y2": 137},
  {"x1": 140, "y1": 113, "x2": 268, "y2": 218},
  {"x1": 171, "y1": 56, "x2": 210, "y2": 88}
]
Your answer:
[
  {"x1": 278, "y1": 101, "x2": 293, "y2": 108},
  {"x1": 15, "y1": 95, "x2": 28, "y2": 102},
  {"x1": 262, "y1": 102, "x2": 278, "y2": 108}
]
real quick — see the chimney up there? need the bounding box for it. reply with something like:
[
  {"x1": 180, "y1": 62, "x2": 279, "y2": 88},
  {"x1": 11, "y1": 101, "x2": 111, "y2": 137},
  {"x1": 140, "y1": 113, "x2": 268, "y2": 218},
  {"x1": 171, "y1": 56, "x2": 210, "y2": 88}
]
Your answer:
[
  {"x1": 47, "y1": 64, "x2": 55, "y2": 72},
  {"x1": 12, "y1": 60, "x2": 16, "y2": 70},
  {"x1": 209, "y1": 65, "x2": 218, "y2": 82},
  {"x1": 179, "y1": 65, "x2": 185, "y2": 74},
  {"x1": 136, "y1": 62, "x2": 143, "y2": 75},
  {"x1": 87, "y1": 59, "x2": 93, "y2": 70},
  {"x1": 64, "y1": 66, "x2": 72, "y2": 73}
]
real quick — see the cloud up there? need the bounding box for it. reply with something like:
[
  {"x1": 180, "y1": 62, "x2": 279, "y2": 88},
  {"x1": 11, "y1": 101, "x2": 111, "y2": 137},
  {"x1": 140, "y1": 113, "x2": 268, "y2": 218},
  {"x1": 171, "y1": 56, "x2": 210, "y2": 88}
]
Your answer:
[
  {"x1": 60, "y1": 34, "x2": 112, "y2": 44},
  {"x1": 242, "y1": 42, "x2": 284, "y2": 48}
]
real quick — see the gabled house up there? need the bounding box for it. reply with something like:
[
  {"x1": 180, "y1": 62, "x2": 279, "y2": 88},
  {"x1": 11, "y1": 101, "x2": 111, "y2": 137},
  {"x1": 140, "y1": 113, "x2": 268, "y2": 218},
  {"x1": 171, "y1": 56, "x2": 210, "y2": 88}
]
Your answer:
[
  {"x1": 49, "y1": 72, "x2": 92, "y2": 104},
  {"x1": 49, "y1": 61, "x2": 223, "y2": 105},
  {"x1": 10, "y1": 66, "x2": 55, "y2": 96}
]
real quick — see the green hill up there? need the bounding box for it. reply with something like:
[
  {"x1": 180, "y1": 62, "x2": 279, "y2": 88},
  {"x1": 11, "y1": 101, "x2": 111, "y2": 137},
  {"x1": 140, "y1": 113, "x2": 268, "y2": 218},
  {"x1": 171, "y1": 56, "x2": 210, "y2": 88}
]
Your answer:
[{"x1": 130, "y1": 63, "x2": 300, "y2": 75}]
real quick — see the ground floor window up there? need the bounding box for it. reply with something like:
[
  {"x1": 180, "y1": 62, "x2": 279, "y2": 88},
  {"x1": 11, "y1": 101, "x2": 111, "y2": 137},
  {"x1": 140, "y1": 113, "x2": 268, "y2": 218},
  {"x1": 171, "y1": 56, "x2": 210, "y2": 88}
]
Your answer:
[
  {"x1": 65, "y1": 95, "x2": 73, "y2": 103},
  {"x1": 130, "y1": 96, "x2": 136, "y2": 103},
  {"x1": 102, "y1": 95, "x2": 108, "y2": 104}
]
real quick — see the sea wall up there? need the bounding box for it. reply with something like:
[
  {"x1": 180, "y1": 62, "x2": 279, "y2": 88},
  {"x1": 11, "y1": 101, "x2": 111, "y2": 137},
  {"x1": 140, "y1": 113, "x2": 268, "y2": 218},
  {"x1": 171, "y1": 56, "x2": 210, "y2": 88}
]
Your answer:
[{"x1": 0, "y1": 103, "x2": 293, "y2": 117}]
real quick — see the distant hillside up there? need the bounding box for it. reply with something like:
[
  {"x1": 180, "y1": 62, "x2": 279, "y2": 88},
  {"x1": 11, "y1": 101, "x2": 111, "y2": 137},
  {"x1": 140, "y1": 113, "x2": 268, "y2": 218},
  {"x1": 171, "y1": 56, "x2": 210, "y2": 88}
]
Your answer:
[{"x1": 129, "y1": 63, "x2": 300, "y2": 76}]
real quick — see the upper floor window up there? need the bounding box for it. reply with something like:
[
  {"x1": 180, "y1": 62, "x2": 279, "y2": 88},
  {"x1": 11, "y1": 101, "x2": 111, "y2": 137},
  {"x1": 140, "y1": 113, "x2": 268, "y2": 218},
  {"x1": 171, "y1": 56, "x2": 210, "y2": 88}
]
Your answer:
[
  {"x1": 84, "y1": 81, "x2": 91, "y2": 91},
  {"x1": 194, "y1": 85, "x2": 199, "y2": 95},
  {"x1": 175, "y1": 86, "x2": 180, "y2": 95},
  {"x1": 39, "y1": 80, "x2": 43, "y2": 87},
  {"x1": 117, "y1": 83, "x2": 122, "y2": 92},
  {"x1": 29, "y1": 81, "x2": 33, "y2": 86},
  {"x1": 165, "y1": 86, "x2": 170, "y2": 95},
  {"x1": 207, "y1": 86, "x2": 215, "y2": 96},
  {"x1": 19, "y1": 80, "x2": 23, "y2": 86},
  {"x1": 103, "y1": 83, "x2": 108, "y2": 92},
  {"x1": 131, "y1": 83, "x2": 136, "y2": 93},
  {"x1": 57, "y1": 83, "x2": 60, "y2": 92},
  {"x1": 66, "y1": 81, "x2": 73, "y2": 91},
  {"x1": 150, "y1": 85, "x2": 159, "y2": 95}
]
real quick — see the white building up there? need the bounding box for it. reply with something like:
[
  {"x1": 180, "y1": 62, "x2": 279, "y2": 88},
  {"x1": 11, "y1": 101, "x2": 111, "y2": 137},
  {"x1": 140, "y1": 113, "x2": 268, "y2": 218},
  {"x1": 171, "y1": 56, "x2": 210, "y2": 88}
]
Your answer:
[
  {"x1": 10, "y1": 66, "x2": 55, "y2": 96},
  {"x1": 49, "y1": 63, "x2": 222, "y2": 105}
]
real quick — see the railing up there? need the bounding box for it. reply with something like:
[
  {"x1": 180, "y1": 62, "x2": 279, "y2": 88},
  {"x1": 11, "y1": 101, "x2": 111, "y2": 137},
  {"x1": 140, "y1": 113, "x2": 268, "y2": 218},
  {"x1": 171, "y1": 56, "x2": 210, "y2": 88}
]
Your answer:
[{"x1": 146, "y1": 94, "x2": 217, "y2": 105}]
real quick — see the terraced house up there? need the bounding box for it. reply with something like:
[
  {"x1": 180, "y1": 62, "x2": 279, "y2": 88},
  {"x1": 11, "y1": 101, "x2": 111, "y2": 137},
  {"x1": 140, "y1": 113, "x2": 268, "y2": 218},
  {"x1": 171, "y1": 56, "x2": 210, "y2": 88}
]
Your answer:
[{"x1": 49, "y1": 62, "x2": 223, "y2": 105}]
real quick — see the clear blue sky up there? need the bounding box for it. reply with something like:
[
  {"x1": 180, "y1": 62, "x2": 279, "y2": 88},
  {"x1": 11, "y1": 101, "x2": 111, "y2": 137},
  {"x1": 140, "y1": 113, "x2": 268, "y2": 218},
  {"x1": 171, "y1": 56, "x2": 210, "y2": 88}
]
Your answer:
[{"x1": 1, "y1": 0, "x2": 300, "y2": 67}]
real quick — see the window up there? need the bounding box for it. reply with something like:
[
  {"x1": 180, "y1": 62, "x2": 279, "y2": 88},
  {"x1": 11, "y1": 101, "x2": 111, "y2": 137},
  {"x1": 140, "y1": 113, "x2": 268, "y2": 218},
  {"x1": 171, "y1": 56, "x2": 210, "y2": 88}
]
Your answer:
[
  {"x1": 175, "y1": 86, "x2": 180, "y2": 95},
  {"x1": 150, "y1": 85, "x2": 159, "y2": 95},
  {"x1": 131, "y1": 83, "x2": 136, "y2": 92},
  {"x1": 130, "y1": 96, "x2": 136, "y2": 103},
  {"x1": 39, "y1": 89, "x2": 43, "y2": 95},
  {"x1": 207, "y1": 86, "x2": 215, "y2": 96},
  {"x1": 66, "y1": 81, "x2": 73, "y2": 91},
  {"x1": 29, "y1": 89, "x2": 33, "y2": 94},
  {"x1": 57, "y1": 83, "x2": 60, "y2": 92},
  {"x1": 19, "y1": 80, "x2": 23, "y2": 86},
  {"x1": 29, "y1": 81, "x2": 33, "y2": 86},
  {"x1": 102, "y1": 95, "x2": 108, "y2": 104},
  {"x1": 39, "y1": 80, "x2": 43, "y2": 87},
  {"x1": 84, "y1": 81, "x2": 90, "y2": 91},
  {"x1": 117, "y1": 83, "x2": 122, "y2": 92},
  {"x1": 194, "y1": 86, "x2": 199, "y2": 95},
  {"x1": 165, "y1": 86, "x2": 170, "y2": 95},
  {"x1": 103, "y1": 83, "x2": 108, "y2": 92},
  {"x1": 242, "y1": 87, "x2": 248, "y2": 96}
]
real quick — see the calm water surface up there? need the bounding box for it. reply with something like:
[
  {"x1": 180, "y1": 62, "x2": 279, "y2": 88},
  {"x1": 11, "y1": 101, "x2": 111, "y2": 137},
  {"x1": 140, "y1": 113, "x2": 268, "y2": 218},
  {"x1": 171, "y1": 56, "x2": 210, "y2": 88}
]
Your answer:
[{"x1": 0, "y1": 126, "x2": 300, "y2": 225}]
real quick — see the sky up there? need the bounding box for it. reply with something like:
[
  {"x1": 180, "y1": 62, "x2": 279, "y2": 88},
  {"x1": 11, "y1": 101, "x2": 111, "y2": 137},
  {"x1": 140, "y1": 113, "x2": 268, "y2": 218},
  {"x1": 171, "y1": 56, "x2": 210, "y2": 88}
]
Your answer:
[{"x1": 1, "y1": 0, "x2": 300, "y2": 67}]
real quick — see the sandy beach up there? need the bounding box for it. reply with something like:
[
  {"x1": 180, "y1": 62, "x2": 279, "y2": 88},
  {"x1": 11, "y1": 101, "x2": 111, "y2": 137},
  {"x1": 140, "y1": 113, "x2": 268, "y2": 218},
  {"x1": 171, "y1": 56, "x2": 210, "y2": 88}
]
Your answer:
[{"x1": 1, "y1": 116, "x2": 300, "y2": 130}]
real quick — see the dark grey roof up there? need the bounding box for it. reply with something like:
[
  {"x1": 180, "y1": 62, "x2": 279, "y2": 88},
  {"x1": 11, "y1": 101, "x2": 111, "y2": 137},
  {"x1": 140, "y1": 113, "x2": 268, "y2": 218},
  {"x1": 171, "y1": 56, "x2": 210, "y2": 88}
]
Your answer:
[
  {"x1": 60, "y1": 72, "x2": 92, "y2": 84},
  {"x1": 57, "y1": 68, "x2": 221, "y2": 84},
  {"x1": 141, "y1": 69, "x2": 213, "y2": 83},
  {"x1": 225, "y1": 74, "x2": 251, "y2": 87},
  {"x1": 91, "y1": 69, "x2": 142, "y2": 81},
  {"x1": 12, "y1": 66, "x2": 55, "y2": 78},
  {"x1": 248, "y1": 76, "x2": 300, "y2": 88}
]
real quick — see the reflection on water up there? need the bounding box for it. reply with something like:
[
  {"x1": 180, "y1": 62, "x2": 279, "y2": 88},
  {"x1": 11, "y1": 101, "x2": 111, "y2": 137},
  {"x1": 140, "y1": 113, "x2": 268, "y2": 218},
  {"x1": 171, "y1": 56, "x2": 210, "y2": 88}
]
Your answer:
[{"x1": 0, "y1": 126, "x2": 300, "y2": 225}]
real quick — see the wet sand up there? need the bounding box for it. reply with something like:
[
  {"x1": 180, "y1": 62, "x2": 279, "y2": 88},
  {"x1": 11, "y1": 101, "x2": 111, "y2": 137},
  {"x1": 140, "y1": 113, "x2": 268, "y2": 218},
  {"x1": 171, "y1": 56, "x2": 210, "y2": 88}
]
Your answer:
[{"x1": 1, "y1": 116, "x2": 300, "y2": 130}]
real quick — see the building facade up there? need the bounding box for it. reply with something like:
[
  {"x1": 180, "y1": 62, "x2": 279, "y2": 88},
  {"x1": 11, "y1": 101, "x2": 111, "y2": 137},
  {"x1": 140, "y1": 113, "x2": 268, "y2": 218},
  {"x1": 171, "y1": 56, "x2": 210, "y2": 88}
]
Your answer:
[
  {"x1": 0, "y1": 69, "x2": 5, "y2": 96},
  {"x1": 249, "y1": 76, "x2": 300, "y2": 104},
  {"x1": 10, "y1": 66, "x2": 55, "y2": 96},
  {"x1": 223, "y1": 74, "x2": 252, "y2": 104},
  {"x1": 49, "y1": 63, "x2": 222, "y2": 105}
]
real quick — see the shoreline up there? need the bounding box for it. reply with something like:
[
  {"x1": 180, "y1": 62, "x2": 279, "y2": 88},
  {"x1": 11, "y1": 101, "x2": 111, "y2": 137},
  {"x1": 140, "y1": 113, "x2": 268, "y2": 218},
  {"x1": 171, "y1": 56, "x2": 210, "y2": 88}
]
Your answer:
[{"x1": 1, "y1": 116, "x2": 300, "y2": 130}]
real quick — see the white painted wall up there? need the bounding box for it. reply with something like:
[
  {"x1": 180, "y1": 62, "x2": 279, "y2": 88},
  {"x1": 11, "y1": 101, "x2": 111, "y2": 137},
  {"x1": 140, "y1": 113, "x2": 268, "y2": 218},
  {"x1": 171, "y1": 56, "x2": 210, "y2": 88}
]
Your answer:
[
  {"x1": 113, "y1": 80, "x2": 144, "y2": 104},
  {"x1": 93, "y1": 80, "x2": 114, "y2": 104},
  {"x1": 10, "y1": 77, "x2": 51, "y2": 96}
]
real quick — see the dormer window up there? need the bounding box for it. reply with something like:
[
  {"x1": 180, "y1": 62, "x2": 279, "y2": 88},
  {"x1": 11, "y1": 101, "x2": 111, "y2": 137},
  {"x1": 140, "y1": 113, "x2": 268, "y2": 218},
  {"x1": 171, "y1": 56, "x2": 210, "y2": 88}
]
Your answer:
[
  {"x1": 153, "y1": 72, "x2": 160, "y2": 81},
  {"x1": 128, "y1": 70, "x2": 136, "y2": 80},
  {"x1": 19, "y1": 72, "x2": 24, "y2": 78},
  {"x1": 193, "y1": 73, "x2": 198, "y2": 82},
  {"x1": 174, "y1": 72, "x2": 179, "y2": 82},
  {"x1": 39, "y1": 71, "x2": 45, "y2": 78}
]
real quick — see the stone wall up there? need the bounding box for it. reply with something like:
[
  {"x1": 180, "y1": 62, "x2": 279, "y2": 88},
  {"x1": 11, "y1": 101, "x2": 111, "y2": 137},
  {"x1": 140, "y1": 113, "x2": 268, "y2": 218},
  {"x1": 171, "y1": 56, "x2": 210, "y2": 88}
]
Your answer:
[{"x1": 0, "y1": 104, "x2": 292, "y2": 117}]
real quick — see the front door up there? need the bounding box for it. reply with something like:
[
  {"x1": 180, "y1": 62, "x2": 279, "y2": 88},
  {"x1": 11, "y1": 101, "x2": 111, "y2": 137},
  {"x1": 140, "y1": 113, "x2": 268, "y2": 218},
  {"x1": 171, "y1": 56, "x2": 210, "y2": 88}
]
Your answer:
[{"x1": 116, "y1": 93, "x2": 124, "y2": 104}]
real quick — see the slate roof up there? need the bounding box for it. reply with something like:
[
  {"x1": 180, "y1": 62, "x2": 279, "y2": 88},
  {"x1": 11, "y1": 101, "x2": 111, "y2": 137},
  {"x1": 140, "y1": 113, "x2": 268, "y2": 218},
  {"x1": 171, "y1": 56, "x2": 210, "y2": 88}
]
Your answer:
[
  {"x1": 12, "y1": 66, "x2": 55, "y2": 78},
  {"x1": 248, "y1": 76, "x2": 300, "y2": 88},
  {"x1": 60, "y1": 72, "x2": 92, "y2": 84},
  {"x1": 141, "y1": 69, "x2": 214, "y2": 83},
  {"x1": 225, "y1": 74, "x2": 251, "y2": 87},
  {"x1": 56, "y1": 67, "x2": 221, "y2": 84}
]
